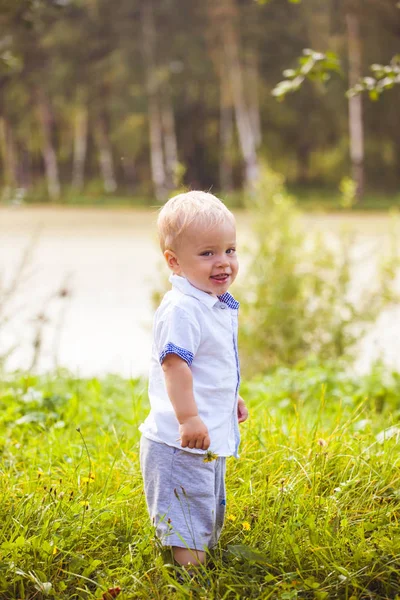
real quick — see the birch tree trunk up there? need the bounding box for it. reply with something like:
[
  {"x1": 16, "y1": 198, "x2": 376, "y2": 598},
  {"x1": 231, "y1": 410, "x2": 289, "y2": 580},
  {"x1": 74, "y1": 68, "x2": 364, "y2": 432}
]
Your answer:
[
  {"x1": 95, "y1": 115, "x2": 117, "y2": 193},
  {"x1": 36, "y1": 89, "x2": 61, "y2": 201},
  {"x1": 219, "y1": 75, "x2": 234, "y2": 192},
  {"x1": 0, "y1": 117, "x2": 17, "y2": 196},
  {"x1": 141, "y1": 0, "x2": 166, "y2": 200},
  {"x1": 162, "y1": 90, "x2": 178, "y2": 190},
  {"x1": 209, "y1": 0, "x2": 259, "y2": 189},
  {"x1": 225, "y1": 37, "x2": 259, "y2": 187},
  {"x1": 245, "y1": 53, "x2": 262, "y2": 149},
  {"x1": 72, "y1": 104, "x2": 88, "y2": 191},
  {"x1": 346, "y1": 11, "x2": 364, "y2": 200}
]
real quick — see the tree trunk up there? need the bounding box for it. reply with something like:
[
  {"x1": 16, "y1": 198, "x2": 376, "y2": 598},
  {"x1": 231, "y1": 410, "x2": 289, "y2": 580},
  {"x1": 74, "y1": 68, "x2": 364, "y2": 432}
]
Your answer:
[
  {"x1": 297, "y1": 142, "x2": 312, "y2": 184},
  {"x1": 219, "y1": 74, "x2": 234, "y2": 192},
  {"x1": 95, "y1": 115, "x2": 117, "y2": 193},
  {"x1": 210, "y1": 0, "x2": 259, "y2": 189},
  {"x1": 18, "y1": 149, "x2": 31, "y2": 190},
  {"x1": 225, "y1": 39, "x2": 259, "y2": 188},
  {"x1": 122, "y1": 158, "x2": 136, "y2": 191},
  {"x1": 0, "y1": 117, "x2": 17, "y2": 196},
  {"x1": 141, "y1": 0, "x2": 167, "y2": 200},
  {"x1": 36, "y1": 88, "x2": 61, "y2": 201},
  {"x1": 245, "y1": 53, "x2": 262, "y2": 149},
  {"x1": 148, "y1": 97, "x2": 166, "y2": 200},
  {"x1": 72, "y1": 104, "x2": 88, "y2": 191},
  {"x1": 303, "y1": 0, "x2": 331, "y2": 51},
  {"x1": 346, "y1": 11, "x2": 364, "y2": 201},
  {"x1": 162, "y1": 90, "x2": 178, "y2": 190}
]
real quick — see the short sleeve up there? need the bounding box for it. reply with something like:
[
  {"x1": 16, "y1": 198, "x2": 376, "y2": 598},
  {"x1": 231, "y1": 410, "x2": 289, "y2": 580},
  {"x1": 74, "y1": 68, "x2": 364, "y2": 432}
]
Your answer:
[{"x1": 155, "y1": 305, "x2": 201, "y2": 366}]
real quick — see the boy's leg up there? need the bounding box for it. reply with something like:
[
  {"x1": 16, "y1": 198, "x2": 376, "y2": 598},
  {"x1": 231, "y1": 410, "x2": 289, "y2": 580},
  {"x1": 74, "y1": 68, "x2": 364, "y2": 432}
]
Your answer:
[
  {"x1": 172, "y1": 456, "x2": 226, "y2": 565},
  {"x1": 172, "y1": 547, "x2": 205, "y2": 566},
  {"x1": 210, "y1": 457, "x2": 227, "y2": 548},
  {"x1": 140, "y1": 436, "x2": 220, "y2": 557}
]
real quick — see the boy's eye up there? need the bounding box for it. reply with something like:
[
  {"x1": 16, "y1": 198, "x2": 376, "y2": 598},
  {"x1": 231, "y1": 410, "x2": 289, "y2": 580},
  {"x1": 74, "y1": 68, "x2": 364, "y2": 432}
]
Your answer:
[
  {"x1": 200, "y1": 251, "x2": 213, "y2": 257},
  {"x1": 226, "y1": 248, "x2": 236, "y2": 254}
]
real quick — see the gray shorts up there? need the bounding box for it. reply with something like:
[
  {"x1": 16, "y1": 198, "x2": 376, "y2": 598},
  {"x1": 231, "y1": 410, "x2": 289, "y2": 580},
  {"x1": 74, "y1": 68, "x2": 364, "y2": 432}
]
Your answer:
[{"x1": 140, "y1": 436, "x2": 226, "y2": 551}]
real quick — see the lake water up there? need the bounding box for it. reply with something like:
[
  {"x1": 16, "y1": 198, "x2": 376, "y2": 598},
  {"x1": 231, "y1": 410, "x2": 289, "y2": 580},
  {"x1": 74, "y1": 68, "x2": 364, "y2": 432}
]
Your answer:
[{"x1": 1, "y1": 206, "x2": 400, "y2": 377}]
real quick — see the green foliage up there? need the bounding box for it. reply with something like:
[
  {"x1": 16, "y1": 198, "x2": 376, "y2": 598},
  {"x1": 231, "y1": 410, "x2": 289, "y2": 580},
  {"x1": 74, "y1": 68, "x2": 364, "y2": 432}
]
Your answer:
[
  {"x1": 272, "y1": 50, "x2": 341, "y2": 101},
  {"x1": 338, "y1": 176, "x2": 357, "y2": 209},
  {"x1": 1, "y1": 0, "x2": 400, "y2": 199},
  {"x1": 348, "y1": 55, "x2": 400, "y2": 100},
  {"x1": 290, "y1": 188, "x2": 400, "y2": 211},
  {"x1": 272, "y1": 46, "x2": 400, "y2": 120},
  {"x1": 0, "y1": 50, "x2": 23, "y2": 75},
  {"x1": 1, "y1": 364, "x2": 400, "y2": 598},
  {"x1": 238, "y1": 167, "x2": 399, "y2": 375}
]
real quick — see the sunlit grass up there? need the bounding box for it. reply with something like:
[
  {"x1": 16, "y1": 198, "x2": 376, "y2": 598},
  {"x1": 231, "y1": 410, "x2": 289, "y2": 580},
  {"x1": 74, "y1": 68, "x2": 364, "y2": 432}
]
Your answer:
[
  {"x1": 1, "y1": 363, "x2": 400, "y2": 599},
  {"x1": 9, "y1": 188, "x2": 400, "y2": 211}
]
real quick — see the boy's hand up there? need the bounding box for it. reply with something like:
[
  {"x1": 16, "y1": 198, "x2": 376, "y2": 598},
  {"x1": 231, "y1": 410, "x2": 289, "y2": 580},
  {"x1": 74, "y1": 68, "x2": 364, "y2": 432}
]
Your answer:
[
  {"x1": 238, "y1": 397, "x2": 248, "y2": 423},
  {"x1": 179, "y1": 416, "x2": 210, "y2": 450}
]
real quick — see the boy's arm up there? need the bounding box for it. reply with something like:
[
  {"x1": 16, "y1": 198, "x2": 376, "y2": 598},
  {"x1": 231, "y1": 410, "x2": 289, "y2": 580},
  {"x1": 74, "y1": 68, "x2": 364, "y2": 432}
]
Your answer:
[
  {"x1": 237, "y1": 394, "x2": 249, "y2": 423},
  {"x1": 162, "y1": 353, "x2": 210, "y2": 450}
]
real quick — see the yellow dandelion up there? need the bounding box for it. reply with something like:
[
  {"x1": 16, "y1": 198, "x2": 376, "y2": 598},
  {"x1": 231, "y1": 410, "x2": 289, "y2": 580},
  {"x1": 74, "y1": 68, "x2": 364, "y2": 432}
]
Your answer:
[
  {"x1": 81, "y1": 473, "x2": 95, "y2": 484},
  {"x1": 53, "y1": 546, "x2": 58, "y2": 555},
  {"x1": 80, "y1": 500, "x2": 90, "y2": 509},
  {"x1": 203, "y1": 451, "x2": 218, "y2": 463},
  {"x1": 227, "y1": 514, "x2": 237, "y2": 522},
  {"x1": 242, "y1": 521, "x2": 251, "y2": 531}
]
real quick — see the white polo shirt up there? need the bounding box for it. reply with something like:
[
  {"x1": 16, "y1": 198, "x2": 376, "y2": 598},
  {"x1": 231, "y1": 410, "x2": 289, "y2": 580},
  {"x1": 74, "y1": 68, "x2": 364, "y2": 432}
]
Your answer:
[{"x1": 139, "y1": 274, "x2": 241, "y2": 458}]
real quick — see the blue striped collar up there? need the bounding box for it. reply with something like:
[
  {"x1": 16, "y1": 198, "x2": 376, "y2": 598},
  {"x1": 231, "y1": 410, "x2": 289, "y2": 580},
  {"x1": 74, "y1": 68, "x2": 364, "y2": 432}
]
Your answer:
[{"x1": 170, "y1": 274, "x2": 239, "y2": 310}]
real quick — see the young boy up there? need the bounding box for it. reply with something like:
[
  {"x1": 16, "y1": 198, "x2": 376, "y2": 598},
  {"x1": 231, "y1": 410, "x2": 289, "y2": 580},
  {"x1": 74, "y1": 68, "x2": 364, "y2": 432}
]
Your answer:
[{"x1": 139, "y1": 190, "x2": 248, "y2": 567}]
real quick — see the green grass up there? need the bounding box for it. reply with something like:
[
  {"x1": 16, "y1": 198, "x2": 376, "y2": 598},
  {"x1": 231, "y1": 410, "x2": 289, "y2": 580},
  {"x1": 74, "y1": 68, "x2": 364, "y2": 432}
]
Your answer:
[
  {"x1": 4, "y1": 186, "x2": 400, "y2": 212},
  {"x1": 1, "y1": 362, "x2": 400, "y2": 599},
  {"x1": 288, "y1": 188, "x2": 400, "y2": 212}
]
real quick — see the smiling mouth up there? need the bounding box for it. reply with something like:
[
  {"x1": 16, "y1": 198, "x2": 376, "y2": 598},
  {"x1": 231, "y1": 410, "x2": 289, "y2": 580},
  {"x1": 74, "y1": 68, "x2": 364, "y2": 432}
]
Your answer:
[{"x1": 210, "y1": 274, "x2": 230, "y2": 281}]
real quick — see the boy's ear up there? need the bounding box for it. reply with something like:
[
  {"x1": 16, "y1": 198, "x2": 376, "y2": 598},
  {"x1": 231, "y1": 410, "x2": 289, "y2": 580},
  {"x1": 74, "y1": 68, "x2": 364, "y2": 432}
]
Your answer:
[{"x1": 164, "y1": 249, "x2": 181, "y2": 273}]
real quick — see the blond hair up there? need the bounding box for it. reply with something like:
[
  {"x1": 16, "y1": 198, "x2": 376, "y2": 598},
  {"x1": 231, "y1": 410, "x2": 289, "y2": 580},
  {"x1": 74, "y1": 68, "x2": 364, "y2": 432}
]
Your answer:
[{"x1": 157, "y1": 190, "x2": 235, "y2": 252}]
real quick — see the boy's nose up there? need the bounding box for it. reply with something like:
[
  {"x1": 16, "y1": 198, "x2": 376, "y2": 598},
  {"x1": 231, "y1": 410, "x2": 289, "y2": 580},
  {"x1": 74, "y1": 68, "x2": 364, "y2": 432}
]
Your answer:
[{"x1": 215, "y1": 255, "x2": 229, "y2": 267}]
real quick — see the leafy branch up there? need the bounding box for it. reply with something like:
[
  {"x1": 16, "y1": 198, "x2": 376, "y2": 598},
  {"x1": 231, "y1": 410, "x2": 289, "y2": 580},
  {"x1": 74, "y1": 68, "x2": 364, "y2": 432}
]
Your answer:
[
  {"x1": 268, "y1": 0, "x2": 399, "y2": 101},
  {"x1": 347, "y1": 55, "x2": 400, "y2": 100},
  {"x1": 272, "y1": 49, "x2": 341, "y2": 100},
  {"x1": 273, "y1": 50, "x2": 400, "y2": 101}
]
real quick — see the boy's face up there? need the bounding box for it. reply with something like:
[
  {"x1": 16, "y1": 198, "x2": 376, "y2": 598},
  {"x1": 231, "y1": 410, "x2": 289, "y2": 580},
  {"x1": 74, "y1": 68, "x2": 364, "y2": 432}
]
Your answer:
[{"x1": 164, "y1": 218, "x2": 238, "y2": 296}]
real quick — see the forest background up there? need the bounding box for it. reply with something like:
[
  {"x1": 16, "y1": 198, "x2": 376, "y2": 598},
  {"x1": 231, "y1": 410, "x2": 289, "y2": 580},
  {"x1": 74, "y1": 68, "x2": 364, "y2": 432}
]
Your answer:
[
  {"x1": 1, "y1": 0, "x2": 400, "y2": 207},
  {"x1": 2, "y1": 1, "x2": 400, "y2": 598}
]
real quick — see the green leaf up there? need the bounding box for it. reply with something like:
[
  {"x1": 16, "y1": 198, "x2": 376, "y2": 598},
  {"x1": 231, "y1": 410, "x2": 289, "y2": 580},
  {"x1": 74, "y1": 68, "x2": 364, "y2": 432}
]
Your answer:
[
  {"x1": 369, "y1": 89, "x2": 379, "y2": 101},
  {"x1": 283, "y1": 69, "x2": 296, "y2": 78},
  {"x1": 227, "y1": 544, "x2": 269, "y2": 563},
  {"x1": 15, "y1": 536, "x2": 26, "y2": 547},
  {"x1": 304, "y1": 576, "x2": 320, "y2": 589},
  {"x1": 82, "y1": 559, "x2": 102, "y2": 577},
  {"x1": 272, "y1": 80, "x2": 294, "y2": 98}
]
